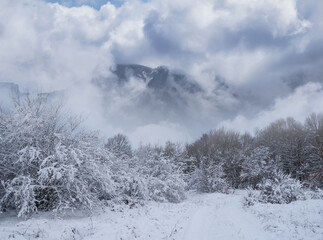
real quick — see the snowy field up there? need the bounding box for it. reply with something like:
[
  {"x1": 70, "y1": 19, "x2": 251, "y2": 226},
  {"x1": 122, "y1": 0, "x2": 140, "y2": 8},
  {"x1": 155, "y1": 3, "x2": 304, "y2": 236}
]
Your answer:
[{"x1": 0, "y1": 191, "x2": 322, "y2": 240}]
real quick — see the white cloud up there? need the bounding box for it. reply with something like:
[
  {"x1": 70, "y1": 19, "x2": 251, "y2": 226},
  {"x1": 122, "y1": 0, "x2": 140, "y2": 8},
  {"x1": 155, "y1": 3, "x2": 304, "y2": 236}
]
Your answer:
[
  {"x1": 129, "y1": 122, "x2": 192, "y2": 147},
  {"x1": 220, "y1": 82, "x2": 323, "y2": 133},
  {"x1": 0, "y1": 0, "x2": 322, "y2": 144},
  {"x1": 0, "y1": 0, "x2": 317, "y2": 88}
]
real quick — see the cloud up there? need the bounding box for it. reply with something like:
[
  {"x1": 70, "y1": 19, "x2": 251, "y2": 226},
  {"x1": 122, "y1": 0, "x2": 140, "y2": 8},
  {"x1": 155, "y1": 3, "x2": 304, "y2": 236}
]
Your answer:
[
  {"x1": 0, "y1": 0, "x2": 322, "y2": 145},
  {"x1": 45, "y1": 0, "x2": 123, "y2": 9},
  {"x1": 129, "y1": 122, "x2": 192, "y2": 147},
  {"x1": 220, "y1": 82, "x2": 323, "y2": 133}
]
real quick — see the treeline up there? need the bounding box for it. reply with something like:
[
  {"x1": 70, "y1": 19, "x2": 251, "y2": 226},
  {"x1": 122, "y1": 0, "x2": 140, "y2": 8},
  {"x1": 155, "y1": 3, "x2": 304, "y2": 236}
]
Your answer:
[
  {"x1": 186, "y1": 115, "x2": 323, "y2": 191},
  {"x1": 0, "y1": 96, "x2": 322, "y2": 217}
]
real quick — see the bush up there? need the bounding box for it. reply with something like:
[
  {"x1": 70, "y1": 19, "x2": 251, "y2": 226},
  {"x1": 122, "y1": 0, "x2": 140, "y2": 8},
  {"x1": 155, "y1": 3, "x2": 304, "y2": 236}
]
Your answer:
[
  {"x1": 244, "y1": 171, "x2": 305, "y2": 206},
  {"x1": 243, "y1": 189, "x2": 260, "y2": 207},
  {"x1": 134, "y1": 145, "x2": 187, "y2": 203},
  {"x1": 112, "y1": 170, "x2": 149, "y2": 204},
  {"x1": 0, "y1": 96, "x2": 190, "y2": 216},
  {"x1": 189, "y1": 158, "x2": 228, "y2": 193},
  {"x1": 0, "y1": 96, "x2": 116, "y2": 216},
  {"x1": 240, "y1": 147, "x2": 274, "y2": 188},
  {"x1": 257, "y1": 171, "x2": 304, "y2": 204}
]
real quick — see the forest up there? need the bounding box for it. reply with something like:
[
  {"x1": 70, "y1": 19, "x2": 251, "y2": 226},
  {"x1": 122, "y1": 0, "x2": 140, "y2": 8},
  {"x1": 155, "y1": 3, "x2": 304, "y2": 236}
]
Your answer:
[{"x1": 0, "y1": 95, "x2": 322, "y2": 217}]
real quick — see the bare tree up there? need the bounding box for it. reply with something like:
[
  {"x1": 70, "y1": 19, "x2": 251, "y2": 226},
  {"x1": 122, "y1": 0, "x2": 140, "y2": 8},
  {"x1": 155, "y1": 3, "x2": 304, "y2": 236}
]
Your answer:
[
  {"x1": 304, "y1": 113, "x2": 323, "y2": 188},
  {"x1": 105, "y1": 133, "x2": 132, "y2": 158}
]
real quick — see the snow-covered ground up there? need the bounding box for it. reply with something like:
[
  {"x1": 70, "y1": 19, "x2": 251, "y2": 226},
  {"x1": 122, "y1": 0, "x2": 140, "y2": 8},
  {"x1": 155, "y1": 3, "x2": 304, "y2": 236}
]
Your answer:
[{"x1": 0, "y1": 192, "x2": 322, "y2": 240}]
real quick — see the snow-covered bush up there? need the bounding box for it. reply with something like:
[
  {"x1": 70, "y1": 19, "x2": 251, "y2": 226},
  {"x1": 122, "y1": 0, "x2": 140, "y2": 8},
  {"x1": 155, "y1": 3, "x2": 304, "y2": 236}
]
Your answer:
[
  {"x1": 303, "y1": 188, "x2": 323, "y2": 200},
  {"x1": 0, "y1": 96, "x2": 191, "y2": 216},
  {"x1": 189, "y1": 166, "x2": 208, "y2": 192},
  {"x1": 208, "y1": 164, "x2": 228, "y2": 193},
  {"x1": 187, "y1": 148, "x2": 228, "y2": 193},
  {"x1": 244, "y1": 171, "x2": 305, "y2": 205},
  {"x1": 112, "y1": 170, "x2": 149, "y2": 203},
  {"x1": 257, "y1": 171, "x2": 304, "y2": 204},
  {"x1": 240, "y1": 147, "x2": 275, "y2": 188},
  {"x1": 243, "y1": 189, "x2": 260, "y2": 207},
  {"x1": 134, "y1": 145, "x2": 187, "y2": 203},
  {"x1": 0, "y1": 96, "x2": 116, "y2": 216},
  {"x1": 1, "y1": 176, "x2": 38, "y2": 216},
  {"x1": 189, "y1": 159, "x2": 228, "y2": 193}
]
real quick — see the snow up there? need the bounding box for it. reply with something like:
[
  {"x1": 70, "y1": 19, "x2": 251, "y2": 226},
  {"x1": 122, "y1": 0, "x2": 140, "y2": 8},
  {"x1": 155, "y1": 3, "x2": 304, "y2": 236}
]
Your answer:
[
  {"x1": 247, "y1": 199, "x2": 323, "y2": 240},
  {"x1": 0, "y1": 192, "x2": 322, "y2": 240}
]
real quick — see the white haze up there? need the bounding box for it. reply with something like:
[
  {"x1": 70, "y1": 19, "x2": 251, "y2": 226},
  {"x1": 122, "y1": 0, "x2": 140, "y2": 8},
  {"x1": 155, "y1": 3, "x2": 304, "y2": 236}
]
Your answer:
[{"x1": 0, "y1": 0, "x2": 323, "y2": 146}]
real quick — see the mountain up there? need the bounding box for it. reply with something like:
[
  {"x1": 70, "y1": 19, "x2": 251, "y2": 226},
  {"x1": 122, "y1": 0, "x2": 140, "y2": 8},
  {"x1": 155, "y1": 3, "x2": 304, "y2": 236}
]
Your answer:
[
  {"x1": 93, "y1": 64, "x2": 241, "y2": 133},
  {"x1": 0, "y1": 65, "x2": 241, "y2": 136},
  {"x1": 111, "y1": 64, "x2": 202, "y2": 94}
]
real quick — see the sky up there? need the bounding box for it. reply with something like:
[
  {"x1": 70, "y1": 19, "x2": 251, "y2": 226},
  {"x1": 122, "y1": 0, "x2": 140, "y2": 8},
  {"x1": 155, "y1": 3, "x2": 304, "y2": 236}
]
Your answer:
[
  {"x1": 46, "y1": 0, "x2": 127, "y2": 8},
  {"x1": 0, "y1": 0, "x2": 323, "y2": 146}
]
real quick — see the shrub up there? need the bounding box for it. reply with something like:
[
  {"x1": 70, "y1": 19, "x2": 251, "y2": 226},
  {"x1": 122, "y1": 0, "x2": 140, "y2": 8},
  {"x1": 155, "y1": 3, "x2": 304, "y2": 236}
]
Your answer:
[
  {"x1": 244, "y1": 171, "x2": 305, "y2": 206},
  {"x1": 257, "y1": 171, "x2": 304, "y2": 204},
  {"x1": 0, "y1": 96, "x2": 116, "y2": 216},
  {"x1": 189, "y1": 158, "x2": 228, "y2": 193},
  {"x1": 134, "y1": 145, "x2": 187, "y2": 203}
]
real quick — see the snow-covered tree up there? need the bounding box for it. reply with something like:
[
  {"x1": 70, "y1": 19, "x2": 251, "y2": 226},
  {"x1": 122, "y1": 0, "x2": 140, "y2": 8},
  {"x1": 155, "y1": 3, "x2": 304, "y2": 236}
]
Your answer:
[
  {"x1": 255, "y1": 115, "x2": 323, "y2": 188},
  {"x1": 240, "y1": 147, "x2": 275, "y2": 188},
  {"x1": 186, "y1": 128, "x2": 243, "y2": 189},
  {"x1": 134, "y1": 144, "x2": 187, "y2": 203},
  {"x1": 188, "y1": 153, "x2": 228, "y2": 193},
  {"x1": 105, "y1": 133, "x2": 132, "y2": 158}
]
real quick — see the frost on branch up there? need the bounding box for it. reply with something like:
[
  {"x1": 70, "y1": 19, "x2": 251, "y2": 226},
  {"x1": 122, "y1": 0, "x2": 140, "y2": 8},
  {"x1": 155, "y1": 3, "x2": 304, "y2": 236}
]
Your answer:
[
  {"x1": 0, "y1": 96, "x2": 188, "y2": 216},
  {"x1": 0, "y1": 96, "x2": 115, "y2": 216},
  {"x1": 240, "y1": 147, "x2": 275, "y2": 188},
  {"x1": 189, "y1": 157, "x2": 227, "y2": 193},
  {"x1": 134, "y1": 144, "x2": 187, "y2": 203},
  {"x1": 257, "y1": 170, "x2": 304, "y2": 204},
  {"x1": 244, "y1": 170, "x2": 305, "y2": 205}
]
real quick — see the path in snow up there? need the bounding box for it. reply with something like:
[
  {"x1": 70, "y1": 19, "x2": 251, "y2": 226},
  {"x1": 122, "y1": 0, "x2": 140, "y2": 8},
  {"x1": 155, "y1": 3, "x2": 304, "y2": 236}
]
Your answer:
[
  {"x1": 1, "y1": 192, "x2": 321, "y2": 240},
  {"x1": 167, "y1": 193, "x2": 273, "y2": 240},
  {"x1": 83, "y1": 192, "x2": 275, "y2": 240}
]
